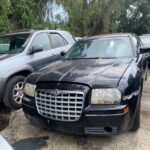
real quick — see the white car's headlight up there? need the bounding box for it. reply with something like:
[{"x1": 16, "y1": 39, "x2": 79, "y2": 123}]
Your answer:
[
  {"x1": 24, "y1": 83, "x2": 36, "y2": 97},
  {"x1": 91, "y1": 88, "x2": 121, "y2": 104}
]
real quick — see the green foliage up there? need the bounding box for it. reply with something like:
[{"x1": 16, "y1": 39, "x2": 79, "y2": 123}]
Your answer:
[
  {"x1": 0, "y1": 0, "x2": 125, "y2": 36},
  {"x1": 0, "y1": 0, "x2": 150, "y2": 36},
  {"x1": 12, "y1": 0, "x2": 36, "y2": 28},
  {"x1": 0, "y1": 0, "x2": 12, "y2": 34},
  {"x1": 56, "y1": 0, "x2": 124, "y2": 36},
  {"x1": 0, "y1": 0, "x2": 51, "y2": 34},
  {"x1": 118, "y1": 0, "x2": 150, "y2": 35}
]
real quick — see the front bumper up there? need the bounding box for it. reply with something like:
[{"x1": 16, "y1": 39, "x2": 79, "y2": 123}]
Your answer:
[{"x1": 22, "y1": 96, "x2": 130, "y2": 135}]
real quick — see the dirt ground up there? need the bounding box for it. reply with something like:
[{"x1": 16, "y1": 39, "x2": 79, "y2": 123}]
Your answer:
[{"x1": 1, "y1": 74, "x2": 150, "y2": 150}]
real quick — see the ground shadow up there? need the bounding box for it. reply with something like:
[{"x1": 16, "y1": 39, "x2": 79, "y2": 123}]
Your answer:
[
  {"x1": 13, "y1": 136, "x2": 49, "y2": 150},
  {"x1": 0, "y1": 102, "x2": 11, "y2": 131}
]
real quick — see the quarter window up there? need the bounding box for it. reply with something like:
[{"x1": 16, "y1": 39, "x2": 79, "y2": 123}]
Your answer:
[
  {"x1": 31, "y1": 33, "x2": 51, "y2": 51},
  {"x1": 50, "y1": 33, "x2": 67, "y2": 48}
]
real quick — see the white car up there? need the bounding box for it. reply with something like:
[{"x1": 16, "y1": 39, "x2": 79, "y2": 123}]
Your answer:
[{"x1": 0, "y1": 136, "x2": 13, "y2": 150}]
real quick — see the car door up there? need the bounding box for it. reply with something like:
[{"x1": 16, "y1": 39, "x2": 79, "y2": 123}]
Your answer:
[
  {"x1": 28, "y1": 32, "x2": 55, "y2": 70},
  {"x1": 49, "y1": 33, "x2": 71, "y2": 61}
]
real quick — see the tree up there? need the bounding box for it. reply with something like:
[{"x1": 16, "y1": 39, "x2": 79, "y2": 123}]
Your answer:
[
  {"x1": 4, "y1": 0, "x2": 150, "y2": 36},
  {"x1": 55, "y1": 0, "x2": 124, "y2": 36},
  {"x1": 0, "y1": 0, "x2": 12, "y2": 33},
  {"x1": 10, "y1": 0, "x2": 36, "y2": 29},
  {"x1": 118, "y1": 0, "x2": 150, "y2": 35},
  {"x1": 0, "y1": 0, "x2": 52, "y2": 34}
]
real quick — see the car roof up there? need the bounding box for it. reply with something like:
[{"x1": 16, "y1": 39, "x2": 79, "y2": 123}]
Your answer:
[
  {"x1": 139, "y1": 34, "x2": 150, "y2": 38},
  {"x1": 84, "y1": 33, "x2": 134, "y2": 40},
  {"x1": 0, "y1": 29, "x2": 75, "y2": 44},
  {"x1": 1, "y1": 29, "x2": 70, "y2": 36}
]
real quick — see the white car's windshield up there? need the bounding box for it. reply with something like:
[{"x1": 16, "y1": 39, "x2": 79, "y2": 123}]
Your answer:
[
  {"x1": 0, "y1": 33, "x2": 30, "y2": 54},
  {"x1": 65, "y1": 37, "x2": 134, "y2": 59}
]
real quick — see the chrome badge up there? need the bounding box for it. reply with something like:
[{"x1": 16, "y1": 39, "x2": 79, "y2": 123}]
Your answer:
[{"x1": 51, "y1": 89, "x2": 60, "y2": 96}]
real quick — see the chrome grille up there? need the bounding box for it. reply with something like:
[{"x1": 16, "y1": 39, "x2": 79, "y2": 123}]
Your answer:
[{"x1": 35, "y1": 89, "x2": 84, "y2": 121}]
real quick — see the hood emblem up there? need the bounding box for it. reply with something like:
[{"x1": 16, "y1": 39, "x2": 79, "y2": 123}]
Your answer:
[{"x1": 51, "y1": 89, "x2": 60, "y2": 96}]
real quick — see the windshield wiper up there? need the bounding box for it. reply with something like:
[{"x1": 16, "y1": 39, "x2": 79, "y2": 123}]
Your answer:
[
  {"x1": 101, "y1": 57, "x2": 118, "y2": 59},
  {"x1": 65, "y1": 57, "x2": 101, "y2": 60},
  {"x1": 83, "y1": 57, "x2": 101, "y2": 59}
]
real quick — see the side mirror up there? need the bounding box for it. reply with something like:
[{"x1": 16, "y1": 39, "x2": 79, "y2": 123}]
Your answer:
[
  {"x1": 140, "y1": 46, "x2": 150, "y2": 54},
  {"x1": 61, "y1": 51, "x2": 66, "y2": 57},
  {"x1": 29, "y1": 46, "x2": 43, "y2": 54}
]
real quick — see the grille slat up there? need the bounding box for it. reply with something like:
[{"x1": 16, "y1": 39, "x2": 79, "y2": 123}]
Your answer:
[
  {"x1": 36, "y1": 89, "x2": 84, "y2": 121},
  {"x1": 36, "y1": 98, "x2": 83, "y2": 104},
  {"x1": 38, "y1": 110, "x2": 80, "y2": 118},
  {"x1": 39, "y1": 93, "x2": 83, "y2": 100},
  {"x1": 37, "y1": 105, "x2": 82, "y2": 113},
  {"x1": 36, "y1": 102, "x2": 82, "y2": 109}
]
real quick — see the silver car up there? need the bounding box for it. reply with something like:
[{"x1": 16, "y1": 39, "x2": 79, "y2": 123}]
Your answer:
[{"x1": 0, "y1": 29, "x2": 75, "y2": 109}]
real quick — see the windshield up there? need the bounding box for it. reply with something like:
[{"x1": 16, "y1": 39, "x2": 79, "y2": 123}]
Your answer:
[
  {"x1": 0, "y1": 33, "x2": 30, "y2": 54},
  {"x1": 65, "y1": 37, "x2": 134, "y2": 59},
  {"x1": 140, "y1": 36, "x2": 150, "y2": 45}
]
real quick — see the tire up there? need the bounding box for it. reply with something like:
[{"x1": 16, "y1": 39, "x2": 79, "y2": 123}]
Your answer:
[
  {"x1": 130, "y1": 88, "x2": 142, "y2": 131},
  {"x1": 3, "y1": 76, "x2": 25, "y2": 110},
  {"x1": 145, "y1": 69, "x2": 148, "y2": 81},
  {"x1": 148, "y1": 61, "x2": 150, "y2": 69}
]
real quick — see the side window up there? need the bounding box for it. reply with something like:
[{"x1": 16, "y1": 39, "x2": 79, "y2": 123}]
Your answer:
[
  {"x1": 31, "y1": 33, "x2": 51, "y2": 51},
  {"x1": 50, "y1": 33, "x2": 67, "y2": 48}
]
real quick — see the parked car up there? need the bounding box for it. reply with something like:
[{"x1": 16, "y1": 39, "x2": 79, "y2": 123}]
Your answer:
[
  {"x1": 23, "y1": 33, "x2": 148, "y2": 135},
  {"x1": 140, "y1": 34, "x2": 150, "y2": 67},
  {"x1": 0, "y1": 29, "x2": 75, "y2": 109},
  {"x1": 140, "y1": 34, "x2": 150, "y2": 45},
  {"x1": 0, "y1": 136, "x2": 14, "y2": 150},
  {"x1": 75, "y1": 37, "x2": 82, "y2": 41}
]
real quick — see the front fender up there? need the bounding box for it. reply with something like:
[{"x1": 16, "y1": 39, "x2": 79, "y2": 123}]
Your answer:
[
  {"x1": 0, "y1": 65, "x2": 34, "y2": 99},
  {"x1": 118, "y1": 62, "x2": 143, "y2": 130},
  {"x1": 0, "y1": 65, "x2": 34, "y2": 78}
]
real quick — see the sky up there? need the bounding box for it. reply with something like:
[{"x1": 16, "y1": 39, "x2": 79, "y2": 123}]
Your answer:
[{"x1": 46, "y1": 2, "x2": 68, "y2": 23}]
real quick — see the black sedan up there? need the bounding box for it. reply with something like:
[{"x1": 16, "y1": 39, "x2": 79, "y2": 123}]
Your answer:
[{"x1": 22, "y1": 33, "x2": 149, "y2": 135}]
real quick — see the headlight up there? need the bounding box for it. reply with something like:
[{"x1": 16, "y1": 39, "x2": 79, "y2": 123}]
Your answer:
[
  {"x1": 24, "y1": 83, "x2": 36, "y2": 97},
  {"x1": 91, "y1": 88, "x2": 121, "y2": 104}
]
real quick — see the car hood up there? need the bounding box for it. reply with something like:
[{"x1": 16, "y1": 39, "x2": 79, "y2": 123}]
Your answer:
[
  {"x1": 31, "y1": 58, "x2": 133, "y2": 88},
  {"x1": 0, "y1": 54, "x2": 16, "y2": 61}
]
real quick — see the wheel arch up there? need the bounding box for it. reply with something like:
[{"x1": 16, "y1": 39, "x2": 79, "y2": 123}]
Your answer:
[
  {"x1": 4, "y1": 69, "x2": 33, "y2": 89},
  {"x1": 1, "y1": 66, "x2": 34, "y2": 100}
]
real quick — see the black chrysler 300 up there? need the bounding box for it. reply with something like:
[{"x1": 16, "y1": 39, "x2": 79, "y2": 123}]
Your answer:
[{"x1": 22, "y1": 33, "x2": 149, "y2": 135}]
